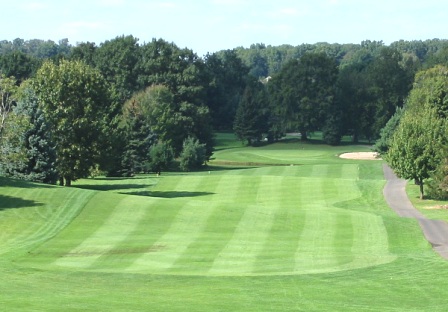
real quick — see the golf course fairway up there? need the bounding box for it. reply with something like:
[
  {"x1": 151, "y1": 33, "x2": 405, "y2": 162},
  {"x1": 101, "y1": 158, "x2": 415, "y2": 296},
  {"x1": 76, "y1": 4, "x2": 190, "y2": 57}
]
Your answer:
[{"x1": 1, "y1": 135, "x2": 448, "y2": 311}]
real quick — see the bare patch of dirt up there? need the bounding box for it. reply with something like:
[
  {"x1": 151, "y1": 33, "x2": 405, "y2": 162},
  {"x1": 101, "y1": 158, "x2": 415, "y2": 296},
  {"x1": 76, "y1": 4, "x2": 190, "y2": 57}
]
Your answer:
[
  {"x1": 339, "y1": 152, "x2": 381, "y2": 160},
  {"x1": 424, "y1": 205, "x2": 448, "y2": 210}
]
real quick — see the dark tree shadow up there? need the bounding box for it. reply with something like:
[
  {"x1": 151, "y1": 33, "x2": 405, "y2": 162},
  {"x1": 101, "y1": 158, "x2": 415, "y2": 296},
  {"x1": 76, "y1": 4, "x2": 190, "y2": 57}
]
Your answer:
[
  {"x1": 0, "y1": 177, "x2": 55, "y2": 189},
  {"x1": 145, "y1": 191, "x2": 214, "y2": 199},
  {"x1": 74, "y1": 184, "x2": 150, "y2": 192},
  {"x1": 0, "y1": 194, "x2": 42, "y2": 211},
  {"x1": 90, "y1": 176, "x2": 153, "y2": 181}
]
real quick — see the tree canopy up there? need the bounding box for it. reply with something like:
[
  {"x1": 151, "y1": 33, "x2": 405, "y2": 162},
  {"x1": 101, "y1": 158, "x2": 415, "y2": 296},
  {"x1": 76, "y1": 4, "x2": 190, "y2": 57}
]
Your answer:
[{"x1": 33, "y1": 60, "x2": 113, "y2": 186}]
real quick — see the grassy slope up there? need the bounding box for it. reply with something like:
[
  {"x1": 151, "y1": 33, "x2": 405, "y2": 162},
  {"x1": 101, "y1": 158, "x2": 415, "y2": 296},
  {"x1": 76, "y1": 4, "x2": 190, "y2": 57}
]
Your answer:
[
  {"x1": 1, "y1": 134, "x2": 448, "y2": 311},
  {"x1": 406, "y1": 183, "x2": 448, "y2": 222}
]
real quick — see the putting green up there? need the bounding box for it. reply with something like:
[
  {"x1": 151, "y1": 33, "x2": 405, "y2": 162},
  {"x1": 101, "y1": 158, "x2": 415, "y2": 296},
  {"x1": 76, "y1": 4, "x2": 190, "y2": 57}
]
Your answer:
[{"x1": 14, "y1": 163, "x2": 395, "y2": 276}]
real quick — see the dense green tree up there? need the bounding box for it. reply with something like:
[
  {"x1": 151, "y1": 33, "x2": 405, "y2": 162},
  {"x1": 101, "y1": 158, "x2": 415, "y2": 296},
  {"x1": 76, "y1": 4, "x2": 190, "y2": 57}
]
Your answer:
[
  {"x1": 427, "y1": 156, "x2": 448, "y2": 200},
  {"x1": 269, "y1": 52, "x2": 338, "y2": 140},
  {"x1": 406, "y1": 65, "x2": 448, "y2": 117},
  {"x1": 337, "y1": 62, "x2": 375, "y2": 142},
  {"x1": 120, "y1": 94, "x2": 157, "y2": 176},
  {"x1": 204, "y1": 50, "x2": 249, "y2": 130},
  {"x1": 135, "y1": 84, "x2": 213, "y2": 157},
  {"x1": 0, "y1": 75, "x2": 18, "y2": 137},
  {"x1": 386, "y1": 109, "x2": 447, "y2": 199},
  {"x1": 33, "y1": 60, "x2": 113, "y2": 186},
  {"x1": 386, "y1": 65, "x2": 448, "y2": 199},
  {"x1": 179, "y1": 136, "x2": 206, "y2": 171},
  {"x1": 366, "y1": 47, "x2": 414, "y2": 136},
  {"x1": 0, "y1": 109, "x2": 29, "y2": 178},
  {"x1": 70, "y1": 42, "x2": 97, "y2": 67},
  {"x1": 148, "y1": 141, "x2": 174, "y2": 175},
  {"x1": 373, "y1": 107, "x2": 404, "y2": 154},
  {"x1": 0, "y1": 51, "x2": 40, "y2": 82},
  {"x1": 94, "y1": 35, "x2": 140, "y2": 103},
  {"x1": 0, "y1": 83, "x2": 57, "y2": 183},
  {"x1": 234, "y1": 78, "x2": 269, "y2": 145},
  {"x1": 137, "y1": 39, "x2": 207, "y2": 105}
]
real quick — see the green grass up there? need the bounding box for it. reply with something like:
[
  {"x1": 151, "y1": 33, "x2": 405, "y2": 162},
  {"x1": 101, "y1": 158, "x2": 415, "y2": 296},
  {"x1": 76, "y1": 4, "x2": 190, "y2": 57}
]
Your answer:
[
  {"x1": 1, "y1": 134, "x2": 448, "y2": 311},
  {"x1": 406, "y1": 183, "x2": 448, "y2": 222}
]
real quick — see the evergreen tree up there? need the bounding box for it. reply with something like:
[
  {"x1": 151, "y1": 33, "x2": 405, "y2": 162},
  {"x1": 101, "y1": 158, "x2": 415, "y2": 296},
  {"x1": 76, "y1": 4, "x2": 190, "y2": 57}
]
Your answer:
[
  {"x1": 233, "y1": 78, "x2": 268, "y2": 145},
  {"x1": 148, "y1": 141, "x2": 174, "y2": 175},
  {"x1": 0, "y1": 84, "x2": 57, "y2": 183}
]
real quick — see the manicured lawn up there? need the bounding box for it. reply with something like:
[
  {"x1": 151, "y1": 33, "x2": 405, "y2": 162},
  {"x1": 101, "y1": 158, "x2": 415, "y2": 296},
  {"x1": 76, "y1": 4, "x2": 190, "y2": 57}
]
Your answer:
[
  {"x1": 1, "y1": 134, "x2": 447, "y2": 311},
  {"x1": 406, "y1": 182, "x2": 448, "y2": 222}
]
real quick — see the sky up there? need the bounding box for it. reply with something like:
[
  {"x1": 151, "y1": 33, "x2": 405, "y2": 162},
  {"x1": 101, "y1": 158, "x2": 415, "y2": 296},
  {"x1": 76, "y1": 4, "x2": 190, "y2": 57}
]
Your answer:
[{"x1": 2, "y1": 0, "x2": 448, "y2": 56}]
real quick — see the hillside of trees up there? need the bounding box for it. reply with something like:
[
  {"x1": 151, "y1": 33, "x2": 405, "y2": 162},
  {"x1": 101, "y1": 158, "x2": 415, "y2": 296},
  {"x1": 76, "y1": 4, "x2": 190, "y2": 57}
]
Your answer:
[{"x1": 1, "y1": 36, "x2": 448, "y2": 196}]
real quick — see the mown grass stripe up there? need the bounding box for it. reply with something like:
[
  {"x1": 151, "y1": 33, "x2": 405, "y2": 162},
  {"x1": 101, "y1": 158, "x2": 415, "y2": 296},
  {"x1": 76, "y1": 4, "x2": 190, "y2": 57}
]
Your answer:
[
  {"x1": 53, "y1": 196, "x2": 146, "y2": 269},
  {"x1": 208, "y1": 176, "x2": 279, "y2": 275},
  {"x1": 1, "y1": 187, "x2": 94, "y2": 258},
  {"x1": 333, "y1": 212, "x2": 355, "y2": 266},
  {"x1": 342, "y1": 212, "x2": 397, "y2": 270},
  {"x1": 253, "y1": 176, "x2": 306, "y2": 274},
  {"x1": 162, "y1": 175, "x2": 246, "y2": 274},
  {"x1": 294, "y1": 210, "x2": 339, "y2": 273},
  {"x1": 340, "y1": 164, "x2": 359, "y2": 180},
  {"x1": 126, "y1": 199, "x2": 215, "y2": 272}
]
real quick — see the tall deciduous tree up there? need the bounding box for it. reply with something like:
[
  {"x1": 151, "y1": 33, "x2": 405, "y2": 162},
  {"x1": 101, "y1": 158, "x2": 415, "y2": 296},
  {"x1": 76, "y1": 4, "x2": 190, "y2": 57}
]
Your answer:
[
  {"x1": 386, "y1": 65, "x2": 448, "y2": 199},
  {"x1": 94, "y1": 35, "x2": 140, "y2": 103},
  {"x1": 269, "y1": 52, "x2": 338, "y2": 140},
  {"x1": 0, "y1": 75, "x2": 18, "y2": 138},
  {"x1": 33, "y1": 60, "x2": 112, "y2": 186},
  {"x1": 366, "y1": 47, "x2": 413, "y2": 136},
  {"x1": 386, "y1": 109, "x2": 447, "y2": 199},
  {"x1": 204, "y1": 50, "x2": 249, "y2": 130},
  {"x1": 134, "y1": 84, "x2": 213, "y2": 157}
]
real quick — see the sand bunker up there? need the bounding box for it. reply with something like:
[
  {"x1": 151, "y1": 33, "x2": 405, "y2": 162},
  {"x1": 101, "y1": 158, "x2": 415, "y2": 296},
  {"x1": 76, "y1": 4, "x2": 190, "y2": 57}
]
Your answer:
[{"x1": 339, "y1": 152, "x2": 381, "y2": 160}]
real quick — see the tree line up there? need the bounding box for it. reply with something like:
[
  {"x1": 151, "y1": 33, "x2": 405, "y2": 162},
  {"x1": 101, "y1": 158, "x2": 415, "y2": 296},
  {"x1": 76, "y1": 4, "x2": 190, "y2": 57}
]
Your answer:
[{"x1": 1, "y1": 36, "x2": 448, "y2": 189}]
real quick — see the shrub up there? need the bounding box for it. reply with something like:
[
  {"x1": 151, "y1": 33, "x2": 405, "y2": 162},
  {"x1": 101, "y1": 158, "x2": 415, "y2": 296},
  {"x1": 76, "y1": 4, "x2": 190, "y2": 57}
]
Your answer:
[
  {"x1": 179, "y1": 137, "x2": 206, "y2": 171},
  {"x1": 148, "y1": 142, "x2": 174, "y2": 175}
]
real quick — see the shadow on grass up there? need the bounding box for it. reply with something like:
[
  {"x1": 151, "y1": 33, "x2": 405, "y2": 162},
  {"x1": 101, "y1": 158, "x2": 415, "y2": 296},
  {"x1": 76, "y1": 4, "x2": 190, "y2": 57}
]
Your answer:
[
  {"x1": 89, "y1": 176, "x2": 153, "y2": 181},
  {"x1": 0, "y1": 194, "x2": 42, "y2": 211},
  {"x1": 0, "y1": 177, "x2": 55, "y2": 189},
  {"x1": 147, "y1": 191, "x2": 214, "y2": 198},
  {"x1": 74, "y1": 184, "x2": 150, "y2": 192}
]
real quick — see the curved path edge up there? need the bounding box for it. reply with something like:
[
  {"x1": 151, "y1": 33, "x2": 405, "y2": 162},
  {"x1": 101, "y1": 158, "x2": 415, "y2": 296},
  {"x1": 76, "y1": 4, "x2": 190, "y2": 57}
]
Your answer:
[{"x1": 383, "y1": 164, "x2": 448, "y2": 259}]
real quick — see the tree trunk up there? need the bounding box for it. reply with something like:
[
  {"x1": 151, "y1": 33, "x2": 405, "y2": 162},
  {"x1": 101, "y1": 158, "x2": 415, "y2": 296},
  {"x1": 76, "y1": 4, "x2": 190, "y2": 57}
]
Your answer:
[
  {"x1": 59, "y1": 177, "x2": 64, "y2": 186},
  {"x1": 65, "y1": 176, "x2": 72, "y2": 187},
  {"x1": 300, "y1": 130, "x2": 308, "y2": 141},
  {"x1": 419, "y1": 182, "x2": 424, "y2": 200}
]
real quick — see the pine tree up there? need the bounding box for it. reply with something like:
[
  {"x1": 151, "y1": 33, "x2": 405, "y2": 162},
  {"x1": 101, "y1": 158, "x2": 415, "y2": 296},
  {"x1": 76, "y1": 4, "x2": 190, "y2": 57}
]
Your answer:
[{"x1": 233, "y1": 78, "x2": 268, "y2": 145}]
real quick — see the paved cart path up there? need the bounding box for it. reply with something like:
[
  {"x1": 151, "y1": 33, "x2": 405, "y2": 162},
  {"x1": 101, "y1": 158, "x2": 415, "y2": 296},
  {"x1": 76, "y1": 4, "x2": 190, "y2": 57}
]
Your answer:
[{"x1": 383, "y1": 164, "x2": 448, "y2": 259}]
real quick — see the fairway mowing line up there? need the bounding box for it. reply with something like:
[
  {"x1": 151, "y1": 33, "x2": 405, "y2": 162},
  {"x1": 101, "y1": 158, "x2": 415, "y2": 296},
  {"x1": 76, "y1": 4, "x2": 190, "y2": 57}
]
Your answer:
[
  {"x1": 126, "y1": 200, "x2": 216, "y2": 272},
  {"x1": 340, "y1": 164, "x2": 360, "y2": 180},
  {"x1": 339, "y1": 212, "x2": 396, "y2": 271},
  {"x1": 1, "y1": 188, "x2": 94, "y2": 257},
  {"x1": 310, "y1": 164, "x2": 329, "y2": 178},
  {"x1": 53, "y1": 196, "x2": 146, "y2": 269},
  {"x1": 208, "y1": 176, "x2": 282, "y2": 275},
  {"x1": 212, "y1": 175, "x2": 244, "y2": 203},
  {"x1": 294, "y1": 210, "x2": 339, "y2": 273}
]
